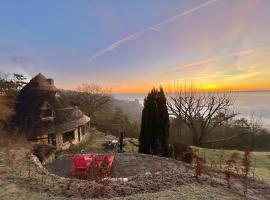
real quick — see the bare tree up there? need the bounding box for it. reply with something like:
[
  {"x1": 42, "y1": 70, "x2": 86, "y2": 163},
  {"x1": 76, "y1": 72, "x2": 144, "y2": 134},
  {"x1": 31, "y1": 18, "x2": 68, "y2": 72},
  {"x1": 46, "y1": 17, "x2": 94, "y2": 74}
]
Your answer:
[
  {"x1": 64, "y1": 84, "x2": 112, "y2": 117},
  {"x1": 167, "y1": 85, "x2": 238, "y2": 146},
  {"x1": 247, "y1": 112, "x2": 263, "y2": 149},
  {"x1": 248, "y1": 112, "x2": 263, "y2": 135}
]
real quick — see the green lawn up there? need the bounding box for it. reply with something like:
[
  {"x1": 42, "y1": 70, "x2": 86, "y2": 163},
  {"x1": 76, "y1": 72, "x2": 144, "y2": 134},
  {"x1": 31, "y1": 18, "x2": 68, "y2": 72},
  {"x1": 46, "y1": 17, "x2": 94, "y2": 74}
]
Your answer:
[{"x1": 65, "y1": 129, "x2": 139, "y2": 155}]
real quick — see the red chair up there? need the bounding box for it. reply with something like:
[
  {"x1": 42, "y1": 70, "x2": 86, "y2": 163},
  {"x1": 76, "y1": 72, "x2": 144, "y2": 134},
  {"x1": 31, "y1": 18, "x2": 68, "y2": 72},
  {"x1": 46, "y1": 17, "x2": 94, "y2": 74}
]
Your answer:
[
  {"x1": 105, "y1": 155, "x2": 115, "y2": 171},
  {"x1": 72, "y1": 155, "x2": 92, "y2": 177},
  {"x1": 91, "y1": 154, "x2": 115, "y2": 178},
  {"x1": 94, "y1": 155, "x2": 106, "y2": 167}
]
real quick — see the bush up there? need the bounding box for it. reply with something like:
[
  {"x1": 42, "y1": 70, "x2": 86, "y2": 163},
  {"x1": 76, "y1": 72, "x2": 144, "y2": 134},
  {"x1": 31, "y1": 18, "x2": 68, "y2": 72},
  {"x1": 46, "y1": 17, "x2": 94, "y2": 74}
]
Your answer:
[
  {"x1": 32, "y1": 144, "x2": 56, "y2": 163},
  {"x1": 0, "y1": 131, "x2": 31, "y2": 150},
  {"x1": 169, "y1": 142, "x2": 193, "y2": 164}
]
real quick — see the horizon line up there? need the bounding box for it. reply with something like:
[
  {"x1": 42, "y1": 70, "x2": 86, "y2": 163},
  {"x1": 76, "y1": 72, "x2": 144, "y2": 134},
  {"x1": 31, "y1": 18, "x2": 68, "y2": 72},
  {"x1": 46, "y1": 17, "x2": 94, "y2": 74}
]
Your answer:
[{"x1": 111, "y1": 89, "x2": 270, "y2": 95}]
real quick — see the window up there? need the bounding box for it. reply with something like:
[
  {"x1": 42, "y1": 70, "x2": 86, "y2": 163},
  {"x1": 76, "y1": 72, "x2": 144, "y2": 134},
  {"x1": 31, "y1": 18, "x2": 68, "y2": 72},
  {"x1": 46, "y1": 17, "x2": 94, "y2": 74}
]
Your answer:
[
  {"x1": 40, "y1": 102, "x2": 54, "y2": 121},
  {"x1": 42, "y1": 109, "x2": 53, "y2": 117},
  {"x1": 62, "y1": 131, "x2": 75, "y2": 143}
]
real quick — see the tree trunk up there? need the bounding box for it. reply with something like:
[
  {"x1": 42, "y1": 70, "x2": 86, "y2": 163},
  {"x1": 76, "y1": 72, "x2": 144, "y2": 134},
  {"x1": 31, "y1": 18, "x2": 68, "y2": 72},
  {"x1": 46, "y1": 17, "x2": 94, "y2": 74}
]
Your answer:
[
  {"x1": 192, "y1": 132, "x2": 200, "y2": 146},
  {"x1": 198, "y1": 130, "x2": 205, "y2": 146}
]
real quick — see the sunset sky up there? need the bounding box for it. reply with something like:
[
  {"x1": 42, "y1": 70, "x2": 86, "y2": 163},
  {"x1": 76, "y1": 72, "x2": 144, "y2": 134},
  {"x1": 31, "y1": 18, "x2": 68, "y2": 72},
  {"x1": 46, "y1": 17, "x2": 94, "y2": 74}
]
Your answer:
[{"x1": 0, "y1": 0, "x2": 270, "y2": 93}]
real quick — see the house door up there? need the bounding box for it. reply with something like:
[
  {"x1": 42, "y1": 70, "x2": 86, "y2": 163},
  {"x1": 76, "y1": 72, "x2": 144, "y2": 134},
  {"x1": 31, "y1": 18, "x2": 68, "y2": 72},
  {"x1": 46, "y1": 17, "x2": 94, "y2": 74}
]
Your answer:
[{"x1": 78, "y1": 127, "x2": 81, "y2": 141}]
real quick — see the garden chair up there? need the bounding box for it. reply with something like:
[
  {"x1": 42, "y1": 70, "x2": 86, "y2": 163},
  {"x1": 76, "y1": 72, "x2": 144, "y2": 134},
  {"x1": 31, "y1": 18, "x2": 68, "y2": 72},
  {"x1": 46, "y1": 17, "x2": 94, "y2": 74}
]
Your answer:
[{"x1": 71, "y1": 155, "x2": 92, "y2": 177}]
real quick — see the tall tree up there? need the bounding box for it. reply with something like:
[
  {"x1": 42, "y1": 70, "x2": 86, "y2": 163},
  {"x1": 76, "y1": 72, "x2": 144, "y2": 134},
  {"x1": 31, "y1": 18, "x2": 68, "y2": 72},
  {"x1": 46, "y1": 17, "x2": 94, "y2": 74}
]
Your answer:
[
  {"x1": 156, "y1": 87, "x2": 170, "y2": 155},
  {"x1": 139, "y1": 87, "x2": 170, "y2": 156}
]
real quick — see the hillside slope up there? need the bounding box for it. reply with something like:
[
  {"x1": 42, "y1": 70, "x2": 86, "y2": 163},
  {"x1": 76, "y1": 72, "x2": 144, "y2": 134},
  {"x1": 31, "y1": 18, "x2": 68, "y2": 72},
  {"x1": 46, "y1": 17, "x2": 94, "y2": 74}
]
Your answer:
[{"x1": 1, "y1": 132, "x2": 270, "y2": 199}]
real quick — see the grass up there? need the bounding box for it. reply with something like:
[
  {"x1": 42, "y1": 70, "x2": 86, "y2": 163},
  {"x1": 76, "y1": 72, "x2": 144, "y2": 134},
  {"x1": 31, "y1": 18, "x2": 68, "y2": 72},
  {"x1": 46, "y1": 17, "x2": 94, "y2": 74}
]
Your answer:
[
  {"x1": 65, "y1": 129, "x2": 106, "y2": 154},
  {"x1": 123, "y1": 138, "x2": 139, "y2": 153},
  {"x1": 65, "y1": 128, "x2": 139, "y2": 155},
  {"x1": 194, "y1": 146, "x2": 270, "y2": 184}
]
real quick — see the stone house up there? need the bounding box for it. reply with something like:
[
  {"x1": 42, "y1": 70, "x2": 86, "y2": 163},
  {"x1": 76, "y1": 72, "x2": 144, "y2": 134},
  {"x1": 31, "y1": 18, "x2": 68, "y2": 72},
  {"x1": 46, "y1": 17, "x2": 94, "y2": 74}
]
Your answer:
[{"x1": 12, "y1": 73, "x2": 90, "y2": 150}]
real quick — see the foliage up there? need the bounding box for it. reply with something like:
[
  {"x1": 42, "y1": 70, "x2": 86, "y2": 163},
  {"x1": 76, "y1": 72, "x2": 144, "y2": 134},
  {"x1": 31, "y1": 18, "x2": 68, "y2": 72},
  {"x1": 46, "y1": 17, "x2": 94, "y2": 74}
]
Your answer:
[
  {"x1": 242, "y1": 148, "x2": 251, "y2": 195},
  {"x1": 62, "y1": 83, "x2": 112, "y2": 117},
  {"x1": 92, "y1": 106, "x2": 140, "y2": 138},
  {"x1": 32, "y1": 144, "x2": 57, "y2": 163},
  {"x1": 0, "y1": 96, "x2": 14, "y2": 127},
  {"x1": 111, "y1": 98, "x2": 143, "y2": 123},
  {"x1": 191, "y1": 149, "x2": 207, "y2": 181},
  {"x1": 0, "y1": 73, "x2": 27, "y2": 127},
  {"x1": 139, "y1": 87, "x2": 170, "y2": 156},
  {"x1": 0, "y1": 73, "x2": 27, "y2": 98},
  {"x1": 167, "y1": 85, "x2": 237, "y2": 146},
  {"x1": 170, "y1": 116, "x2": 270, "y2": 151},
  {"x1": 62, "y1": 84, "x2": 141, "y2": 138},
  {"x1": 168, "y1": 142, "x2": 193, "y2": 164},
  {"x1": 224, "y1": 152, "x2": 240, "y2": 188}
]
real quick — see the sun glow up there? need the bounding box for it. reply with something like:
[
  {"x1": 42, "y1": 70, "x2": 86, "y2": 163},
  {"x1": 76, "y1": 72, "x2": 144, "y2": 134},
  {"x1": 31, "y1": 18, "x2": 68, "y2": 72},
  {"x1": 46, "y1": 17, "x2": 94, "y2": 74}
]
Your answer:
[{"x1": 201, "y1": 84, "x2": 219, "y2": 90}]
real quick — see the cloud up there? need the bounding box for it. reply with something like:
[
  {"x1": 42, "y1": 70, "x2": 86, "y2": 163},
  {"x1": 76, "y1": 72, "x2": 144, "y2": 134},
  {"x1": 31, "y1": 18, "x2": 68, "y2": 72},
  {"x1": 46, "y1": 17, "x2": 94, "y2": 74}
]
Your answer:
[
  {"x1": 88, "y1": 0, "x2": 219, "y2": 63},
  {"x1": 168, "y1": 46, "x2": 270, "y2": 71}
]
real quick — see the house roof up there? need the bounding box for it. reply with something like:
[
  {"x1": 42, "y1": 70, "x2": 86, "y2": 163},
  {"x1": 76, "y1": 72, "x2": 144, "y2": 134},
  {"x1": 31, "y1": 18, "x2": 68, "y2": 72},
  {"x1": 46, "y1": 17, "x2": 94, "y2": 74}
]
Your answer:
[
  {"x1": 12, "y1": 73, "x2": 90, "y2": 137},
  {"x1": 21, "y1": 73, "x2": 57, "y2": 92}
]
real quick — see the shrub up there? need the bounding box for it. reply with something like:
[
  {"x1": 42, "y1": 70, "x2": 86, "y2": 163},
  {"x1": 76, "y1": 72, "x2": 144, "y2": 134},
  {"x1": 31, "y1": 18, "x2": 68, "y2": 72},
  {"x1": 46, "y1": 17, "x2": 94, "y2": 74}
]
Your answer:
[
  {"x1": 0, "y1": 131, "x2": 30, "y2": 150},
  {"x1": 242, "y1": 148, "x2": 251, "y2": 195},
  {"x1": 32, "y1": 144, "x2": 56, "y2": 163},
  {"x1": 224, "y1": 152, "x2": 240, "y2": 188},
  {"x1": 191, "y1": 149, "x2": 207, "y2": 181},
  {"x1": 169, "y1": 142, "x2": 193, "y2": 164}
]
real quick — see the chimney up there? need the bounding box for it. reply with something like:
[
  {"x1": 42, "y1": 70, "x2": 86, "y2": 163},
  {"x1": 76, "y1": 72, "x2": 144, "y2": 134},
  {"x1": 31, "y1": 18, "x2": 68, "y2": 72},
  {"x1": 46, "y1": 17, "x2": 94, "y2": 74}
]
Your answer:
[{"x1": 47, "y1": 78, "x2": 54, "y2": 86}]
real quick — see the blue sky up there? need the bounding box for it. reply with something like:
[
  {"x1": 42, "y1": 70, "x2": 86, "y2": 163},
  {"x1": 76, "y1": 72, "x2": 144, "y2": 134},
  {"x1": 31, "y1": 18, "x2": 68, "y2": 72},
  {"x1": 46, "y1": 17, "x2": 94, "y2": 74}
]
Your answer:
[{"x1": 0, "y1": 0, "x2": 270, "y2": 93}]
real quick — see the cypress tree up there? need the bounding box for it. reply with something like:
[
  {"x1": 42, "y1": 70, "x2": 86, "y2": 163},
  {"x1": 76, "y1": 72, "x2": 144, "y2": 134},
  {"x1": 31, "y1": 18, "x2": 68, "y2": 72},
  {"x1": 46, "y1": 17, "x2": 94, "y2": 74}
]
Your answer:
[
  {"x1": 138, "y1": 87, "x2": 170, "y2": 156},
  {"x1": 139, "y1": 89, "x2": 155, "y2": 154},
  {"x1": 156, "y1": 87, "x2": 170, "y2": 156}
]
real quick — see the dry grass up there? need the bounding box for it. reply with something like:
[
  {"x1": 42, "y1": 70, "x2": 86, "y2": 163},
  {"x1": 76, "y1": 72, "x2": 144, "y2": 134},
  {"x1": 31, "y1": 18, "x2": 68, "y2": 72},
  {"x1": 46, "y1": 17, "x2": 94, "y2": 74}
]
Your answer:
[
  {"x1": 0, "y1": 131, "x2": 31, "y2": 151},
  {"x1": 109, "y1": 182, "x2": 244, "y2": 200},
  {"x1": 0, "y1": 96, "x2": 14, "y2": 127}
]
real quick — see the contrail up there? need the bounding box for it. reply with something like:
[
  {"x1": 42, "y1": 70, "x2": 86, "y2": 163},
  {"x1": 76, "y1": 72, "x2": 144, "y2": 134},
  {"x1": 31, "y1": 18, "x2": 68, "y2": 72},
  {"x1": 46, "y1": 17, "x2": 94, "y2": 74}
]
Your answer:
[
  {"x1": 141, "y1": 24, "x2": 162, "y2": 32},
  {"x1": 154, "y1": 0, "x2": 218, "y2": 27},
  {"x1": 89, "y1": 32, "x2": 141, "y2": 62},
  {"x1": 89, "y1": 0, "x2": 219, "y2": 63}
]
